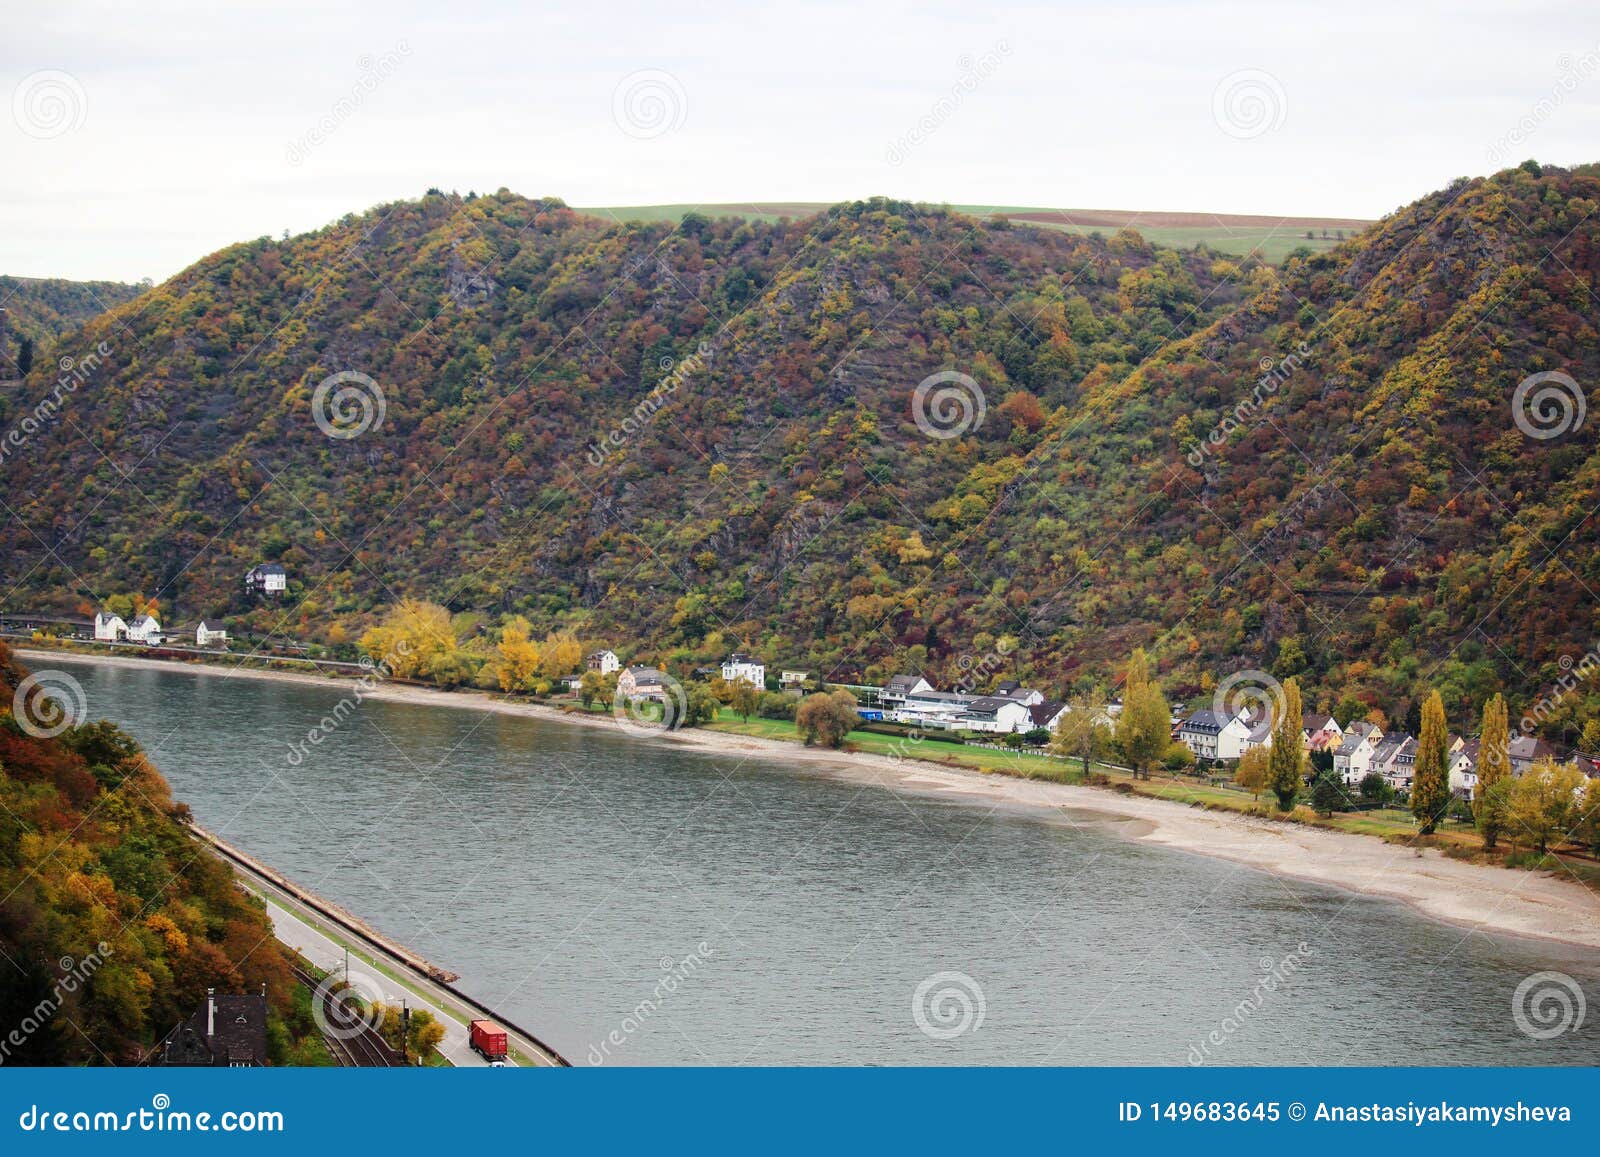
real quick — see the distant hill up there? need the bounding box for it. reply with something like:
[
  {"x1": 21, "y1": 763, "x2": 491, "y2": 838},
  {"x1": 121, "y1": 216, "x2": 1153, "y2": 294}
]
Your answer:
[
  {"x1": 3, "y1": 164, "x2": 1599, "y2": 743},
  {"x1": 578, "y1": 202, "x2": 1374, "y2": 263},
  {"x1": 0, "y1": 275, "x2": 144, "y2": 376}
]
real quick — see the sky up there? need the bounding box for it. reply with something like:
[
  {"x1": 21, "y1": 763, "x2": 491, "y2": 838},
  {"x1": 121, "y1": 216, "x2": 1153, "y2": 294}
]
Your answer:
[{"x1": 3, "y1": 0, "x2": 1599, "y2": 282}]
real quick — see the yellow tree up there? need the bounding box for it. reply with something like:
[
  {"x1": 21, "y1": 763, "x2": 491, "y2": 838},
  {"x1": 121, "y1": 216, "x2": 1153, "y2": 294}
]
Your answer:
[
  {"x1": 537, "y1": 631, "x2": 583, "y2": 680},
  {"x1": 1507, "y1": 759, "x2": 1587, "y2": 854},
  {"x1": 496, "y1": 619, "x2": 542, "y2": 693},
  {"x1": 1051, "y1": 694, "x2": 1110, "y2": 777},
  {"x1": 1116, "y1": 649, "x2": 1169, "y2": 780},
  {"x1": 1267, "y1": 678, "x2": 1305, "y2": 811},
  {"x1": 1411, "y1": 690, "x2": 1450, "y2": 835},
  {"x1": 360, "y1": 599, "x2": 455, "y2": 679},
  {"x1": 1234, "y1": 745, "x2": 1269, "y2": 802},
  {"x1": 1474, "y1": 693, "x2": 1511, "y2": 849}
]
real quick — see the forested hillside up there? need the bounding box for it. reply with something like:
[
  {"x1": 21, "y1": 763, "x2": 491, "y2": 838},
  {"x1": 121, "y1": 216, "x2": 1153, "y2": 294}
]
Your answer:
[
  {"x1": 0, "y1": 643, "x2": 298, "y2": 1063},
  {"x1": 2, "y1": 164, "x2": 1598, "y2": 737},
  {"x1": 0, "y1": 275, "x2": 143, "y2": 374}
]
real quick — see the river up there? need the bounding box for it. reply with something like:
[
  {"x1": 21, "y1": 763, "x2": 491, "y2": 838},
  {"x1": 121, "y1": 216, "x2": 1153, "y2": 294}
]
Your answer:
[{"x1": 45, "y1": 656, "x2": 1600, "y2": 1065}]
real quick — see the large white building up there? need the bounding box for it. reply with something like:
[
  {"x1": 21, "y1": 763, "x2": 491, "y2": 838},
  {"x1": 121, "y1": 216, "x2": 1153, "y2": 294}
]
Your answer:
[
  {"x1": 125, "y1": 614, "x2": 163, "y2": 644},
  {"x1": 244, "y1": 563, "x2": 288, "y2": 595},
  {"x1": 94, "y1": 611, "x2": 127, "y2": 641},
  {"x1": 1177, "y1": 708, "x2": 1251, "y2": 762},
  {"x1": 587, "y1": 649, "x2": 620, "y2": 675},
  {"x1": 721, "y1": 653, "x2": 765, "y2": 688}
]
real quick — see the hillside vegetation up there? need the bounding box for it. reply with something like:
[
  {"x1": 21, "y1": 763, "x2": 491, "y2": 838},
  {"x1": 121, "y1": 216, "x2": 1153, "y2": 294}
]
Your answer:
[
  {"x1": 0, "y1": 643, "x2": 299, "y2": 1063},
  {"x1": 3, "y1": 164, "x2": 1599, "y2": 741},
  {"x1": 0, "y1": 275, "x2": 143, "y2": 374}
]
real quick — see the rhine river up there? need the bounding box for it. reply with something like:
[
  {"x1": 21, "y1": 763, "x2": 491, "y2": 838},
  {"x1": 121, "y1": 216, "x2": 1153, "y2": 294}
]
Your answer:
[{"x1": 50, "y1": 657, "x2": 1600, "y2": 1065}]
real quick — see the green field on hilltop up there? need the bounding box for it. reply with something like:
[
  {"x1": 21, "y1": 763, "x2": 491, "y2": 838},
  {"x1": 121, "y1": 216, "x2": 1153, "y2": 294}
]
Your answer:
[{"x1": 576, "y1": 202, "x2": 1369, "y2": 262}]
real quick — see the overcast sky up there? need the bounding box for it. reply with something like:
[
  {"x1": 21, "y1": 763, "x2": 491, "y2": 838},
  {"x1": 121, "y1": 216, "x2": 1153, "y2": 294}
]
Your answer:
[{"x1": 4, "y1": 0, "x2": 1599, "y2": 282}]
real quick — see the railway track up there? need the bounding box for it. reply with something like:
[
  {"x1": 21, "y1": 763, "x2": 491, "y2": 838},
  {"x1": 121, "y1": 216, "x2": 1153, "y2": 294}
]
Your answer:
[{"x1": 293, "y1": 964, "x2": 404, "y2": 1067}]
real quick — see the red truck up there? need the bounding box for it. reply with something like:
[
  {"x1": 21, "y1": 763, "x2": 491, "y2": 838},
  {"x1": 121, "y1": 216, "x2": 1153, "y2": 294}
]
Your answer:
[{"x1": 469, "y1": 1019, "x2": 508, "y2": 1063}]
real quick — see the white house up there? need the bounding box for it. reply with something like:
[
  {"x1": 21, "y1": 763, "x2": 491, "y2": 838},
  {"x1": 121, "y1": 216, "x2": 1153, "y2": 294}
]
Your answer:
[
  {"x1": 1449, "y1": 739, "x2": 1481, "y2": 798},
  {"x1": 779, "y1": 670, "x2": 810, "y2": 690},
  {"x1": 1028, "y1": 700, "x2": 1070, "y2": 733},
  {"x1": 195, "y1": 620, "x2": 229, "y2": 647},
  {"x1": 587, "y1": 649, "x2": 620, "y2": 675},
  {"x1": 880, "y1": 674, "x2": 934, "y2": 712},
  {"x1": 720, "y1": 653, "x2": 765, "y2": 688},
  {"x1": 244, "y1": 563, "x2": 288, "y2": 595},
  {"x1": 892, "y1": 690, "x2": 977, "y2": 730},
  {"x1": 126, "y1": 614, "x2": 163, "y2": 645},
  {"x1": 94, "y1": 611, "x2": 127, "y2": 641},
  {"x1": 1177, "y1": 708, "x2": 1251, "y2": 762},
  {"x1": 955, "y1": 696, "x2": 1036, "y2": 734},
  {"x1": 1334, "y1": 722, "x2": 1383, "y2": 784},
  {"x1": 1371, "y1": 734, "x2": 1418, "y2": 790}
]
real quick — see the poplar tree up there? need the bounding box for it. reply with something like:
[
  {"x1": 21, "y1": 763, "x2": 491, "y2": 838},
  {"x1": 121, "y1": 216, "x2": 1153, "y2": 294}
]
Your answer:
[
  {"x1": 1412, "y1": 690, "x2": 1450, "y2": 835},
  {"x1": 1116, "y1": 649, "x2": 1169, "y2": 780},
  {"x1": 1474, "y1": 693, "x2": 1511, "y2": 849},
  {"x1": 1267, "y1": 677, "x2": 1305, "y2": 812}
]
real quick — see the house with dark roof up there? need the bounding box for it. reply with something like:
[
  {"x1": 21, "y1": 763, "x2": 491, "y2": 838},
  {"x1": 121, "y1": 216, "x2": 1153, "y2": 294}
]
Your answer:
[
  {"x1": 1335, "y1": 721, "x2": 1383, "y2": 783},
  {"x1": 150, "y1": 989, "x2": 268, "y2": 1067},
  {"x1": 1371, "y1": 734, "x2": 1418, "y2": 790},
  {"x1": 1177, "y1": 708, "x2": 1251, "y2": 762},
  {"x1": 879, "y1": 674, "x2": 933, "y2": 711},
  {"x1": 1027, "y1": 700, "x2": 1069, "y2": 733},
  {"x1": 955, "y1": 695, "x2": 1034, "y2": 734},
  {"x1": 1302, "y1": 713, "x2": 1344, "y2": 753},
  {"x1": 1509, "y1": 734, "x2": 1557, "y2": 775},
  {"x1": 720, "y1": 653, "x2": 765, "y2": 688},
  {"x1": 244, "y1": 563, "x2": 288, "y2": 595},
  {"x1": 617, "y1": 665, "x2": 671, "y2": 701}
]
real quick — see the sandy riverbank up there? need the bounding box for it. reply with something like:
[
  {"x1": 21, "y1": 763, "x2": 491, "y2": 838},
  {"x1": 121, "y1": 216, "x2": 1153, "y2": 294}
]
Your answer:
[{"x1": 20, "y1": 646, "x2": 1600, "y2": 951}]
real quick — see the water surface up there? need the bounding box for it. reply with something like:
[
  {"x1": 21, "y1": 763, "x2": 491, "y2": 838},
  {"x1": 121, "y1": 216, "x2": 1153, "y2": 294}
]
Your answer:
[{"x1": 48, "y1": 657, "x2": 1600, "y2": 1065}]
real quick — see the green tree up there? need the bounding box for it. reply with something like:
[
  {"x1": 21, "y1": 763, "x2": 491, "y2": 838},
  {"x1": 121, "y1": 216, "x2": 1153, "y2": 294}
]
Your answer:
[
  {"x1": 1411, "y1": 690, "x2": 1450, "y2": 835},
  {"x1": 578, "y1": 669, "x2": 605, "y2": 708},
  {"x1": 796, "y1": 689, "x2": 858, "y2": 748},
  {"x1": 683, "y1": 685, "x2": 723, "y2": 728},
  {"x1": 1267, "y1": 678, "x2": 1306, "y2": 812},
  {"x1": 1116, "y1": 649, "x2": 1169, "y2": 780},
  {"x1": 1311, "y1": 769, "x2": 1347, "y2": 817},
  {"x1": 1358, "y1": 772, "x2": 1394, "y2": 806},
  {"x1": 730, "y1": 680, "x2": 761, "y2": 722},
  {"x1": 1474, "y1": 693, "x2": 1511, "y2": 849}
]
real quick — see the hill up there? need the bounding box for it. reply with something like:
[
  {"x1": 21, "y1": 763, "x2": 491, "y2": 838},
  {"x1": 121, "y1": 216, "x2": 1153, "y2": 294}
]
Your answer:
[
  {"x1": 0, "y1": 275, "x2": 144, "y2": 376},
  {"x1": 578, "y1": 202, "x2": 1373, "y2": 263},
  {"x1": 2, "y1": 165, "x2": 1599, "y2": 742},
  {"x1": 0, "y1": 643, "x2": 301, "y2": 1063}
]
